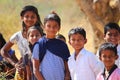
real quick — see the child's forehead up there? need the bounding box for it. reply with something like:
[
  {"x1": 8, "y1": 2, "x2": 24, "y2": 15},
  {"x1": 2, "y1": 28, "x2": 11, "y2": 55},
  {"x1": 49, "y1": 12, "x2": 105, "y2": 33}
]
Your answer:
[
  {"x1": 107, "y1": 29, "x2": 119, "y2": 33},
  {"x1": 29, "y1": 29, "x2": 40, "y2": 33},
  {"x1": 70, "y1": 33, "x2": 84, "y2": 37},
  {"x1": 101, "y1": 49, "x2": 115, "y2": 55}
]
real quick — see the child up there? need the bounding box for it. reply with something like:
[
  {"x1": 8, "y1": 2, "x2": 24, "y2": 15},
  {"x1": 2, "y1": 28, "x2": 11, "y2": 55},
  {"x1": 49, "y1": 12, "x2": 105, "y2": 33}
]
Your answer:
[
  {"x1": 32, "y1": 12, "x2": 71, "y2": 80},
  {"x1": 56, "y1": 34, "x2": 66, "y2": 42},
  {"x1": 1, "y1": 5, "x2": 43, "y2": 80},
  {"x1": 0, "y1": 33, "x2": 18, "y2": 63},
  {"x1": 68, "y1": 27, "x2": 103, "y2": 80},
  {"x1": 104, "y1": 22, "x2": 120, "y2": 67},
  {"x1": 0, "y1": 33, "x2": 17, "y2": 79},
  {"x1": 96, "y1": 22, "x2": 120, "y2": 68},
  {"x1": 96, "y1": 42, "x2": 120, "y2": 80},
  {"x1": 26, "y1": 26, "x2": 43, "y2": 80}
]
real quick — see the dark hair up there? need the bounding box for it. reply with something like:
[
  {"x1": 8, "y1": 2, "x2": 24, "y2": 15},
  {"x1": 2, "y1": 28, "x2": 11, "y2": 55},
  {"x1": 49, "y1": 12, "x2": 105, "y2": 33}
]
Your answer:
[
  {"x1": 0, "y1": 33, "x2": 6, "y2": 49},
  {"x1": 44, "y1": 12, "x2": 61, "y2": 27},
  {"x1": 98, "y1": 42, "x2": 117, "y2": 56},
  {"x1": 56, "y1": 34, "x2": 66, "y2": 41},
  {"x1": 68, "y1": 27, "x2": 86, "y2": 39},
  {"x1": 27, "y1": 26, "x2": 44, "y2": 37},
  {"x1": 104, "y1": 22, "x2": 120, "y2": 34},
  {"x1": 20, "y1": 5, "x2": 43, "y2": 33}
]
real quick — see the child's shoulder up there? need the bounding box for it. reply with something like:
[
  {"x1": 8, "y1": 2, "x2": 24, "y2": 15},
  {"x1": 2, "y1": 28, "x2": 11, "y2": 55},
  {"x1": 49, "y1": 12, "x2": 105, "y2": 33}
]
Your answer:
[
  {"x1": 83, "y1": 48, "x2": 95, "y2": 55},
  {"x1": 115, "y1": 68, "x2": 120, "y2": 75}
]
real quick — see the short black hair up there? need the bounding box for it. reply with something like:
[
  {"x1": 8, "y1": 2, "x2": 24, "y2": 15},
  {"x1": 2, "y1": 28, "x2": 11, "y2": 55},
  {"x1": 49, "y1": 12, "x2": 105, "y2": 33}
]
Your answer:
[
  {"x1": 56, "y1": 34, "x2": 66, "y2": 41},
  {"x1": 98, "y1": 42, "x2": 117, "y2": 56},
  {"x1": 44, "y1": 12, "x2": 61, "y2": 27},
  {"x1": 68, "y1": 27, "x2": 86, "y2": 39},
  {"x1": 104, "y1": 22, "x2": 120, "y2": 34}
]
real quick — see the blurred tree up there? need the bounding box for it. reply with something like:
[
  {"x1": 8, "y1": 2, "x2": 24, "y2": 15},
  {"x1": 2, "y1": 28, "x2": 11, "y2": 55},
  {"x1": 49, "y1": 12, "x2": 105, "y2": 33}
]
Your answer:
[{"x1": 76, "y1": 0, "x2": 120, "y2": 50}]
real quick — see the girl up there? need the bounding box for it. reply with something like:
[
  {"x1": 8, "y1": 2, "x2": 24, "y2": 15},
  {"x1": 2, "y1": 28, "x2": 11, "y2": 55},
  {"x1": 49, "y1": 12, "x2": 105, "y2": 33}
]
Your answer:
[
  {"x1": 32, "y1": 12, "x2": 71, "y2": 80},
  {"x1": 1, "y1": 5, "x2": 43, "y2": 80},
  {"x1": 26, "y1": 26, "x2": 43, "y2": 80},
  {"x1": 96, "y1": 42, "x2": 120, "y2": 80}
]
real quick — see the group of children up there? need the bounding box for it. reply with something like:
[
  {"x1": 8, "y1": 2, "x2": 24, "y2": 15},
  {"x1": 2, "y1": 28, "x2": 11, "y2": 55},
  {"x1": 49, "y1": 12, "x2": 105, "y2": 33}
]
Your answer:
[{"x1": 0, "y1": 5, "x2": 120, "y2": 80}]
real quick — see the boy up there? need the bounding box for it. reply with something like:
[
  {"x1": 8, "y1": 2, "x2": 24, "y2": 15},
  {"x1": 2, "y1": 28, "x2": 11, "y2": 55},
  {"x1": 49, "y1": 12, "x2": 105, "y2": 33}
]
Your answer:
[
  {"x1": 68, "y1": 27, "x2": 102, "y2": 80},
  {"x1": 96, "y1": 42, "x2": 120, "y2": 80},
  {"x1": 104, "y1": 22, "x2": 120, "y2": 67},
  {"x1": 97, "y1": 22, "x2": 120, "y2": 68}
]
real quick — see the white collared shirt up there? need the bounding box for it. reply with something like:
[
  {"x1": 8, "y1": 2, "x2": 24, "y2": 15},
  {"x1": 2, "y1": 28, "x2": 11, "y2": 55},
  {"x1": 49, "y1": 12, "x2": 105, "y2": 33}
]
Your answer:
[{"x1": 68, "y1": 48, "x2": 103, "y2": 80}]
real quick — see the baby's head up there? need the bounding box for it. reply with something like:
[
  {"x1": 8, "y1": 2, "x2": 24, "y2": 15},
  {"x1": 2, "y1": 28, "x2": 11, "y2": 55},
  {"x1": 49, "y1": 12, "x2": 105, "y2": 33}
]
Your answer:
[
  {"x1": 27, "y1": 26, "x2": 43, "y2": 45},
  {"x1": 104, "y1": 22, "x2": 120, "y2": 45}
]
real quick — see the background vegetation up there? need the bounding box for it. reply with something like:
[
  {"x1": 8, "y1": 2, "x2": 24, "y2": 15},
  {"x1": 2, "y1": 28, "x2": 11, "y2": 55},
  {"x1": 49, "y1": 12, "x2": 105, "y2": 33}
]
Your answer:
[{"x1": 0, "y1": 0, "x2": 99, "y2": 58}]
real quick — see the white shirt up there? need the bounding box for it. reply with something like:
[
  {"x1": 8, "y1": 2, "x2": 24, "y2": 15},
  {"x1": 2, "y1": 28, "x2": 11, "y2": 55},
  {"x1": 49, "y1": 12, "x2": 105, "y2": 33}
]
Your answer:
[
  {"x1": 68, "y1": 48, "x2": 103, "y2": 80},
  {"x1": 10, "y1": 31, "x2": 31, "y2": 57}
]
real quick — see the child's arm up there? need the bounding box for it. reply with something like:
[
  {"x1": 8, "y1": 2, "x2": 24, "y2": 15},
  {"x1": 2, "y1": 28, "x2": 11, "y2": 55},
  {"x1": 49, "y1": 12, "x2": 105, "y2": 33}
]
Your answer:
[
  {"x1": 26, "y1": 63, "x2": 31, "y2": 80},
  {"x1": 64, "y1": 61, "x2": 71, "y2": 80},
  {"x1": 32, "y1": 59, "x2": 44, "y2": 80},
  {"x1": 88, "y1": 53, "x2": 103, "y2": 76}
]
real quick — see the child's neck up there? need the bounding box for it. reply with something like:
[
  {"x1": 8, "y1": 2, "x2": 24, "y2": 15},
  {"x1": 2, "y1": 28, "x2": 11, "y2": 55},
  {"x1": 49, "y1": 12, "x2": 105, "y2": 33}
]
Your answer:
[
  {"x1": 105, "y1": 64, "x2": 115, "y2": 71},
  {"x1": 46, "y1": 35, "x2": 55, "y2": 39},
  {"x1": 75, "y1": 48, "x2": 83, "y2": 60}
]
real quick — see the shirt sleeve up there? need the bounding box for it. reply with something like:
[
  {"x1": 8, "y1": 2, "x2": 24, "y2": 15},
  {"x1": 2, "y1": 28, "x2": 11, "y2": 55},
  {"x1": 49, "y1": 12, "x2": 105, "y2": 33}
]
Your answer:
[
  {"x1": 32, "y1": 43, "x2": 39, "y2": 60},
  {"x1": 10, "y1": 32, "x2": 19, "y2": 44},
  {"x1": 88, "y1": 53, "x2": 104, "y2": 77}
]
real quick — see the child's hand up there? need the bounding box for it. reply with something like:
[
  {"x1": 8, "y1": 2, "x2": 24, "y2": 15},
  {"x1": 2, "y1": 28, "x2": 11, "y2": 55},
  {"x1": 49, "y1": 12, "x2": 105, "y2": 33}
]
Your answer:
[{"x1": 14, "y1": 58, "x2": 25, "y2": 76}]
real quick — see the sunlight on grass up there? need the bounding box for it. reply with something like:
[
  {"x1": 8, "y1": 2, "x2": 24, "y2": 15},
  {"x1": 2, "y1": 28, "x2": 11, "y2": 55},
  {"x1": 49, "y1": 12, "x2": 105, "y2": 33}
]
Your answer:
[{"x1": 0, "y1": 0, "x2": 97, "y2": 59}]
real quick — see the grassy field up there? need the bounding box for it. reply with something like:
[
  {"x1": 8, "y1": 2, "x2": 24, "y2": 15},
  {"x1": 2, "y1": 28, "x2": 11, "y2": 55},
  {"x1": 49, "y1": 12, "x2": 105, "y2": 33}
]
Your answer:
[{"x1": 0, "y1": 0, "x2": 96, "y2": 59}]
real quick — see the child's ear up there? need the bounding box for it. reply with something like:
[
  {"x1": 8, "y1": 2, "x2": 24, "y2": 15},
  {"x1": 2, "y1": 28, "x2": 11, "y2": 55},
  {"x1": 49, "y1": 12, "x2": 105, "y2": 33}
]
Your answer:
[
  {"x1": 99, "y1": 56, "x2": 102, "y2": 61},
  {"x1": 103, "y1": 34, "x2": 106, "y2": 40},
  {"x1": 68, "y1": 40, "x2": 71, "y2": 45},
  {"x1": 21, "y1": 16, "x2": 23, "y2": 20},
  {"x1": 84, "y1": 39, "x2": 87, "y2": 44},
  {"x1": 115, "y1": 55, "x2": 119, "y2": 60}
]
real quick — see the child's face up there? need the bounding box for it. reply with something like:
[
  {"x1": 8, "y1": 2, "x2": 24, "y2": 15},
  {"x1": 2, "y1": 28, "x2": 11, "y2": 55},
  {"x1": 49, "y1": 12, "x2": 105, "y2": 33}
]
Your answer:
[
  {"x1": 100, "y1": 50, "x2": 118, "y2": 70},
  {"x1": 69, "y1": 33, "x2": 87, "y2": 51},
  {"x1": 21, "y1": 11, "x2": 38, "y2": 29},
  {"x1": 44, "y1": 20, "x2": 60, "y2": 38},
  {"x1": 104, "y1": 29, "x2": 120, "y2": 45},
  {"x1": 28, "y1": 29, "x2": 42, "y2": 45}
]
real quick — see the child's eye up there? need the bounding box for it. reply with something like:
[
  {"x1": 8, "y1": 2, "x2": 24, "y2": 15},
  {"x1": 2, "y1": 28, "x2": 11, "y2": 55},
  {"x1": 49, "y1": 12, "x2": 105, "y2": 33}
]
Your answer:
[
  {"x1": 102, "y1": 55, "x2": 115, "y2": 59},
  {"x1": 24, "y1": 15, "x2": 36, "y2": 19},
  {"x1": 107, "y1": 33, "x2": 119, "y2": 37}
]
